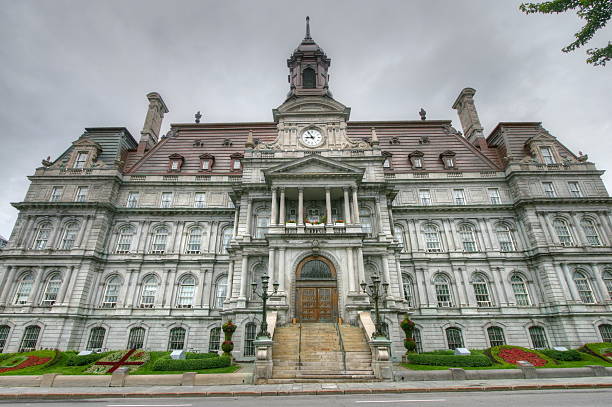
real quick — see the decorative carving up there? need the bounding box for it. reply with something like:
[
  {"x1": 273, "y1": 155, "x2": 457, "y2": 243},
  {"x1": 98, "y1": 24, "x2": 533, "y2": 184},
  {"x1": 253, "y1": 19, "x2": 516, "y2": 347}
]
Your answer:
[
  {"x1": 41, "y1": 156, "x2": 52, "y2": 167},
  {"x1": 419, "y1": 108, "x2": 426, "y2": 121},
  {"x1": 577, "y1": 151, "x2": 589, "y2": 162},
  {"x1": 195, "y1": 111, "x2": 202, "y2": 124},
  {"x1": 418, "y1": 136, "x2": 430, "y2": 144}
]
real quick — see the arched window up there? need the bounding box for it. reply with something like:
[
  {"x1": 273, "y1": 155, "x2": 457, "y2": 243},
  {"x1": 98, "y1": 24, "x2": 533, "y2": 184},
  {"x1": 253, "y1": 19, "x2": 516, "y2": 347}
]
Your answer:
[
  {"x1": 86, "y1": 327, "x2": 106, "y2": 350},
  {"x1": 186, "y1": 227, "x2": 203, "y2": 253},
  {"x1": 472, "y1": 274, "x2": 492, "y2": 307},
  {"x1": 553, "y1": 219, "x2": 573, "y2": 246},
  {"x1": 510, "y1": 275, "x2": 531, "y2": 306},
  {"x1": 150, "y1": 226, "x2": 168, "y2": 253},
  {"x1": 41, "y1": 273, "x2": 62, "y2": 306},
  {"x1": 209, "y1": 327, "x2": 221, "y2": 352},
  {"x1": 0, "y1": 325, "x2": 10, "y2": 353},
  {"x1": 394, "y1": 225, "x2": 405, "y2": 251},
  {"x1": 573, "y1": 270, "x2": 594, "y2": 303},
  {"x1": 360, "y1": 208, "x2": 373, "y2": 236},
  {"x1": 214, "y1": 276, "x2": 228, "y2": 309},
  {"x1": 244, "y1": 322, "x2": 257, "y2": 357},
  {"x1": 402, "y1": 274, "x2": 414, "y2": 307},
  {"x1": 301, "y1": 260, "x2": 333, "y2": 279},
  {"x1": 603, "y1": 270, "x2": 612, "y2": 300},
  {"x1": 302, "y1": 67, "x2": 316, "y2": 89},
  {"x1": 445, "y1": 327, "x2": 464, "y2": 350},
  {"x1": 487, "y1": 326, "x2": 506, "y2": 347},
  {"x1": 60, "y1": 222, "x2": 79, "y2": 250},
  {"x1": 528, "y1": 326, "x2": 548, "y2": 349},
  {"x1": 599, "y1": 324, "x2": 612, "y2": 343},
  {"x1": 102, "y1": 275, "x2": 120, "y2": 308},
  {"x1": 423, "y1": 224, "x2": 442, "y2": 252},
  {"x1": 168, "y1": 327, "x2": 186, "y2": 350},
  {"x1": 581, "y1": 219, "x2": 601, "y2": 246},
  {"x1": 250, "y1": 264, "x2": 266, "y2": 300},
  {"x1": 221, "y1": 227, "x2": 233, "y2": 253},
  {"x1": 458, "y1": 224, "x2": 477, "y2": 252},
  {"x1": 140, "y1": 275, "x2": 159, "y2": 308},
  {"x1": 413, "y1": 327, "x2": 423, "y2": 353},
  {"x1": 33, "y1": 222, "x2": 52, "y2": 250},
  {"x1": 434, "y1": 274, "x2": 453, "y2": 307},
  {"x1": 14, "y1": 272, "x2": 34, "y2": 305},
  {"x1": 255, "y1": 212, "x2": 270, "y2": 239},
  {"x1": 127, "y1": 327, "x2": 145, "y2": 349},
  {"x1": 496, "y1": 224, "x2": 516, "y2": 252},
  {"x1": 19, "y1": 325, "x2": 41, "y2": 352},
  {"x1": 115, "y1": 225, "x2": 135, "y2": 253},
  {"x1": 176, "y1": 275, "x2": 196, "y2": 308}
]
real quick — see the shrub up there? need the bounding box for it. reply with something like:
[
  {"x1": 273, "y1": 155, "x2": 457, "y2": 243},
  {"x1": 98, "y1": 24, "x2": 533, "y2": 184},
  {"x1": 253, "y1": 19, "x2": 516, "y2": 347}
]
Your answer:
[
  {"x1": 407, "y1": 353, "x2": 492, "y2": 367},
  {"x1": 66, "y1": 352, "x2": 109, "y2": 366},
  {"x1": 582, "y1": 342, "x2": 612, "y2": 362},
  {"x1": 185, "y1": 352, "x2": 218, "y2": 360},
  {"x1": 152, "y1": 355, "x2": 231, "y2": 371},
  {"x1": 540, "y1": 349, "x2": 582, "y2": 361},
  {"x1": 426, "y1": 350, "x2": 455, "y2": 355}
]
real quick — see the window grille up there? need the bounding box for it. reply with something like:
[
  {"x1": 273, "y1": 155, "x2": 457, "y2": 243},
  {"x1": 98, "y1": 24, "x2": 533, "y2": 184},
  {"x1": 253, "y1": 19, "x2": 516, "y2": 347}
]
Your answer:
[
  {"x1": 150, "y1": 227, "x2": 168, "y2": 253},
  {"x1": 221, "y1": 228, "x2": 233, "y2": 253},
  {"x1": 168, "y1": 327, "x2": 186, "y2": 350},
  {"x1": 360, "y1": 209, "x2": 373, "y2": 235},
  {"x1": 19, "y1": 325, "x2": 41, "y2": 352},
  {"x1": 87, "y1": 327, "x2": 106, "y2": 350},
  {"x1": 194, "y1": 192, "x2": 206, "y2": 208},
  {"x1": 160, "y1": 192, "x2": 173, "y2": 208},
  {"x1": 74, "y1": 152, "x2": 88, "y2": 169},
  {"x1": 539, "y1": 146, "x2": 556, "y2": 165},
  {"x1": 14, "y1": 273, "x2": 34, "y2": 304},
  {"x1": 573, "y1": 271, "x2": 594, "y2": 303},
  {"x1": 61, "y1": 223, "x2": 78, "y2": 250},
  {"x1": 423, "y1": 224, "x2": 441, "y2": 252},
  {"x1": 186, "y1": 227, "x2": 202, "y2": 253},
  {"x1": 127, "y1": 327, "x2": 145, "y2": 349},
  {"x1": 487, "y1": 326, "x2": 506, "y2": 347},
  {"x1": 453, "y1": 189, "x2": 466, "y2": 205},
  {"x1": 244, "y1": 323, "x2": 257, "y2": 357},
  {"x1": 394, "y1": 225, "x2": 405, "y2": 251},
  {"x1": 255, "y1": 216, "x2": 269, "y2": 239},
  {"x1": 458, "y1": 224, "x2": 477, "y2": 252},
  {"x1": 542, "y1": 182, "x2": 557, "y2": 198},
  {"x1": 473, "y1": 275, "x2": 492, "y2": 307},
  {"x1": 102, "y1": 276, "x2": 120, "y2": 308},
  {"x1": 511, "y1": 275, "x2": 530, "y2": 306},
  {"x1": 581, "y1": 219, "x2": 601, "y2": 246},
  {"x1": 553, "y1": 219, "x2": 573, "y2": 246},
  {"x1": 33, "y1": 223, "x2": 51, "y2": 250},
  {"x1": 568, "y1": 182, "x2": 582, "y2": 197},
  {"x1": 488, "y1": 188, "x2": 501, "y2": 204},
  {"x1": 0, "y1": 325, "x2": 10, "y2": 353},
  {"x1": 214, "y1": 276, "x2": 228, "y2": 308},
  {"x1": 496, "y1": 224, "x2": 516, "y2": 251},
  {"x1": 50, "y1": 187, "x2": 63, "y2": 202},
  {"x1": 603, "y1": 271, "x2": 612, "y2": 300},
  {"x1": 115, "y1": 226, "x2": 134, "y2": 253},
  {"x1": 419, "y1": 190, "x2": 432, "y2": 205},
  {"x1": 75, "y1": 186, "x2": 88, "y2": 202},
  {"x1": 140, "y1": 275, "x2": 158, "y2": 308},
  {"x1": 446, "y1": 327, "x2": 463, "y2": 350},
  {"x1": 528, "y1": 326, "x2": 548, "y2": 349},
  {"x1": 208, "y1": 327, "x2": 221, "y2": 352},
  {"x1": 127, "y1": 192, "x2": 139, "y2": 208},
  {"x1": 41, "y1": 274, "x2": 61, "y2": 306},
  {"x1": 434, "y1": 275, "x2": 453, "y2": 307},
  {"x1": 413, "y1": 328, "x2": 423, "y2": 353},
  {"x1": 402, "y1": 275, "x2": 414, "y2": 307},
  {"x1": 176, "y1": 276, "x2": 195, "y2": 308},
  {"x1": 599, "y1": 324, "x2": 612, "y2": 343}
]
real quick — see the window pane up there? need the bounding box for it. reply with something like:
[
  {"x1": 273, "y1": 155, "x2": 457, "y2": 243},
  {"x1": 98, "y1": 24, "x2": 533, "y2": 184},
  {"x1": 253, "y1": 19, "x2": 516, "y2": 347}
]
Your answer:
[
  {"x1": 402, "y1": 275, "x2": 413, "y2": 307},
  {"x1": 19, "y1": 326, "x2": 41, "y2": 352},
  {"x1": 177, "y1": 276, "x2": 195, "y2": 308},
  {"x1": 102, "y1": 276, "x2": 120, "y2": 308},
  {"x1": 168, "y1": 327, "x2": 186, "y2": 350},
  {"x1": 128, "y1": 327, "x2": 145, "y2": 349},
  {"x1": 581, "y1": 220, "x2": 601, "y2": 246},
  {"x1": 453, "y1": 189, "x2": 465, "y2": 205},
  {"x1": 127, "y1": 192, "x2": 139, "y2": 208},
  {"x1": 413, "y1": 328, "x2": 423, "y2": 353},
  {"x1": 446, "y1": 328, "x2": 463, "y2": 350},
  {"x1": 215, "y1": 277, "x2": 227, "y2": 308},
  {"x1": 603, "y1": 271, "x2": 612, "y2": 300},
  {"x1": 41, "y1": 275, "x2": 61, "y2": 306},
  {"x1": 487, "y1": 326, "x2": 506, "y2": 347},
  {"x1": 0, "y1": 325, "x2": 10, "y2": 353},
  {"x1": 488, "y1": 188, "x2": 501, "y2": 204},
  {"x1": 244, "y1": 323, "x2": 257, "y2": 357},
  {"x1": 511, "y1": 275, "x2": 530, "y2": 306},
  {"x1": 14, "y1": 273, "x2": 34, "y2": 304},
  {"x1": 473, "y1": 277, "x2": 492, "y2": 307},
  {"x1": 87, "y1": 327, "x2": 106, "y2": 350},
  {"x1": 599, "y1": 324, "x2": 612, "y2": 343},
  {"x1": 140, "y1": 276, "x2": 158, "y2": 308},
  {"x1": 573, "y1": 271, "x2": 594, "y2": 303},
  {"x1": 209, "y1": 327, "x2": 221, "y2": 352},
  {"x1": 529, "y1": 326, "x2": 548, "y2": 349},
  {"x1": 434, "y1": 275, "x2": 452, "y2": 307}
]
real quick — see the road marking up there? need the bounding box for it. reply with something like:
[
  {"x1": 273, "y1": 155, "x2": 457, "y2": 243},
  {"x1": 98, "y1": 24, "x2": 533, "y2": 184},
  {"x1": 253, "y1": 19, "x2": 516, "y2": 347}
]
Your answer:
[
  {"x1": 107, "y1": 404, "x2": 193, "y2": 407},
  {"x1": 355, "y1": 401, "x2": 446, "y2": 404}
]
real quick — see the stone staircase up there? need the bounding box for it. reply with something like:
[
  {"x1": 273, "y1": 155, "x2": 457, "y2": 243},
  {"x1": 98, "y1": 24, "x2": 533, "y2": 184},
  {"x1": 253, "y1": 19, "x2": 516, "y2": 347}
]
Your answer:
[{"x1": 268, "y1": 322, "x2": 376, "y2": 383}]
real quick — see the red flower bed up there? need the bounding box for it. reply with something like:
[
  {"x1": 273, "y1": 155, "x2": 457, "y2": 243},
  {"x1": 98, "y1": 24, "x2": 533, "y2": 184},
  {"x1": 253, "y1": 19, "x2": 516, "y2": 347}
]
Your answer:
[
  {"x1": 0, "y1": 356, "x2": 51, "y2": 373},
  {"x1": 498, "y1": 348, "x2": 547, "y2": 367}
]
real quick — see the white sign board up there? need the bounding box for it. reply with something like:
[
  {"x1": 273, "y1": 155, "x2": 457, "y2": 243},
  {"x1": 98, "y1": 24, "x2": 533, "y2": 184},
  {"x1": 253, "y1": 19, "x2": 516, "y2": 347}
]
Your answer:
[
  {"x1": 454, "y1": 348, "x2": 471, "y2": 356},
  {"x1": 170, "y1": 350, "x2": 186, "y2": 360}
]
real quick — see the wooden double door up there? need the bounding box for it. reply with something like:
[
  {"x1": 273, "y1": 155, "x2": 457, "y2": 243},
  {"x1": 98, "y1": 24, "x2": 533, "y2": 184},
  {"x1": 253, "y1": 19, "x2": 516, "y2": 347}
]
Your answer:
[{"x1": 297, "y1": 285, "x2": 338, "y2": 322}]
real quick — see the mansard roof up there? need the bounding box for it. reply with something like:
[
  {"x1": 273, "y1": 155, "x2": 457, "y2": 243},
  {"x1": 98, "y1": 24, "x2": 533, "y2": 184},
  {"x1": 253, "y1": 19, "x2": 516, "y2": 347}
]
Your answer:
[{"x1": 54, "y1": 127, "x2": 137, "y2": 168}]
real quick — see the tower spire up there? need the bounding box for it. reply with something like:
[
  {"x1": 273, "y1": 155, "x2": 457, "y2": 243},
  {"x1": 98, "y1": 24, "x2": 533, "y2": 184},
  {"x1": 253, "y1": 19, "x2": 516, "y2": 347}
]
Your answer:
[{"x1": 305, "y1": 16, "x2": 311, "y2": 40}]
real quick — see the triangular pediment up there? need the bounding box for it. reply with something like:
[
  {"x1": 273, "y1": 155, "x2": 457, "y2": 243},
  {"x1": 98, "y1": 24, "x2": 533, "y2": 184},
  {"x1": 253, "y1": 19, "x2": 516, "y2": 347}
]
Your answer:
[
  {"x1": 273, "y1": 96, "x2": 351, "y2": 122},
  {"x1": 264, "y1": 154, "x2": 364, "y2": 179}
]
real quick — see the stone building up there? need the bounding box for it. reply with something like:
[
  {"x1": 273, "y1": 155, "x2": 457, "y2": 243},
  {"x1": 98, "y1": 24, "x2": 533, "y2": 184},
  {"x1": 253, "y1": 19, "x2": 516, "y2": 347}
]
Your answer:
[{"x1": 0, "y1": 20, "x2": 611, "y2": 362}]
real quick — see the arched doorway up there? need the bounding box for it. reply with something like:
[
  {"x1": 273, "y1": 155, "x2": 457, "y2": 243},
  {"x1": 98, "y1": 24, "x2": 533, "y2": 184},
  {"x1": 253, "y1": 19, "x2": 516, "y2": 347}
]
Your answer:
[{"x1": 295, "y1": 255, "x2": 338, "y2": 322}]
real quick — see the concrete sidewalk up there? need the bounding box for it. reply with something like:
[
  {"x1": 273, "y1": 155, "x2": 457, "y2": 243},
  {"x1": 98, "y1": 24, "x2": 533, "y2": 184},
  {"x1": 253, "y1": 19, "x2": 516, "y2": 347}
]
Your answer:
[{"x1": 0, "y1": 377, "x2": 611, "y2": 399}]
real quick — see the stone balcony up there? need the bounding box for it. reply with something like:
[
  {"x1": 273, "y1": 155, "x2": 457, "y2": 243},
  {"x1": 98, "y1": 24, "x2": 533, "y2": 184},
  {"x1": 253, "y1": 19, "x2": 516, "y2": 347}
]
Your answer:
[{"x1": 267, "y1": 223, "x2": 364, "y2": 235}]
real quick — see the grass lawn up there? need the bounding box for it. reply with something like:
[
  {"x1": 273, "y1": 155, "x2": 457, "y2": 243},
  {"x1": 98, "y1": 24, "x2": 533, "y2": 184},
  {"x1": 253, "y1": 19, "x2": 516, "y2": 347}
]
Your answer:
[{"x1": 400, "y1": 363, "x2": 517, "y2": 371}]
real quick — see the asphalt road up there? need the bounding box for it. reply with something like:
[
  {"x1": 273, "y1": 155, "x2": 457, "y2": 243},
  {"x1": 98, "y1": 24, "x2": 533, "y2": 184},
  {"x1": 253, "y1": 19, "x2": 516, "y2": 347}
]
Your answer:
[{"x1": 1, "y1": 389, "x2": 611, "y2": 407}]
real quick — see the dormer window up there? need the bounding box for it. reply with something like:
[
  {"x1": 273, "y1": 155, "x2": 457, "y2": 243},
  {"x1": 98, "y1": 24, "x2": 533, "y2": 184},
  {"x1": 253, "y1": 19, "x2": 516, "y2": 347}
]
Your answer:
[
  {"x1": 382, "y1": 152, "x2": 392, "y2": 169},
  {"x1": 540, "y1": 146, "x2": 556, "y2": 165},
  {"x1": 303, "y1": 67, "x2": 316, "y2": 88},
  {"x1": 168, "y1": 154, "x2": 184, "y2": 172},
  {"x1": 230, "y1": 153, "x2": 243, "y2": 172},
  {"x1": 74, "y1": 152, "x2": 88, "y2": 169},
  {"x1": 439, "y1": 151, "x2": 457, "y2": 169},
  {"x1": 199, "y1": 153, "x2": 215, "y2": 172},
  {"x1": 409, "y1": 151, "x2": 425, "y2": 169}
]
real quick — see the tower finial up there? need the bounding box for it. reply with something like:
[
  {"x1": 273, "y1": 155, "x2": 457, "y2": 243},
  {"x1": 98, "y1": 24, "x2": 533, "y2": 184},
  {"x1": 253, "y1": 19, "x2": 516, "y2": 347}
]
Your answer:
[{"x1": 305, "y1": 16, "x2": 311, "y2": 39}]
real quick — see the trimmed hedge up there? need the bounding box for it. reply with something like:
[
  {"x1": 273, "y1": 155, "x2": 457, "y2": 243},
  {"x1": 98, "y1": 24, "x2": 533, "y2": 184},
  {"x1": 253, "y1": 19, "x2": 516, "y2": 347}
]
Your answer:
[
  {"x1": 65, "y1": 352, "x2": 109, "y2": 366},
  {"x1": 152, "y1": 355, "x2": 231, "y2": 371},
  {"x1": 185, "y1": 352, "x2": 219, "y2": 360},
  {"x1": 582, "y1": 342, "x2": 612, "y2": 362},
  {"x1": 540, "y1": 349, "x2": 582, "y2": 361},
  {"x1": 407, "y1": 353, "x2": 492, "y2": 367}
]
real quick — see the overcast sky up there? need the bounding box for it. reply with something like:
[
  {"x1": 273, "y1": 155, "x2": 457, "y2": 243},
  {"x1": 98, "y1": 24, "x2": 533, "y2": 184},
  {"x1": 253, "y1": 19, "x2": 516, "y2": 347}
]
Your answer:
[{"x1": 0, "y1": 0, "x2": 610, "y2": 238}]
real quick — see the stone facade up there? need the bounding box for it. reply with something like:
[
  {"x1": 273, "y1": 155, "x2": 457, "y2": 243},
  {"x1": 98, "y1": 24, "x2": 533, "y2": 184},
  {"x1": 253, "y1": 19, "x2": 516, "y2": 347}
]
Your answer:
[{"x1": 1, "y1": 22, "x2": 611, "y2": 361}]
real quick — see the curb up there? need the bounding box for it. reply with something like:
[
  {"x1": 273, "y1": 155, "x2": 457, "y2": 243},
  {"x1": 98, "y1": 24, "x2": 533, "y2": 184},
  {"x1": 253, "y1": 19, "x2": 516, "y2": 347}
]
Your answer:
[{"x1": 1, "y1": 383, "x2": 612, "y2": 400}]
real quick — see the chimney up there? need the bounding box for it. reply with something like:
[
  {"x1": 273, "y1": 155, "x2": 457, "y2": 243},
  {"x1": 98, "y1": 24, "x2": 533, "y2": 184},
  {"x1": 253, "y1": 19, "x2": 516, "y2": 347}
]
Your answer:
[
  {"x1": 137, "y1": 92, "x2": 169, "y2": 155},
  {"x1": 452, "y1": 88, "x2": 485, "y2": 146}
]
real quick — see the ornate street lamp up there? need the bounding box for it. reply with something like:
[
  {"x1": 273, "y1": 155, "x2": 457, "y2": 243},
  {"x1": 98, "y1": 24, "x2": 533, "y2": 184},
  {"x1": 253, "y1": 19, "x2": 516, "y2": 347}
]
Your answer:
[
  {"x1": 251, "y1": 275, "x2": 279, "y2": 338},
  {"x1": 360, "y1": 274, "x2": 389, "y2": 339}
]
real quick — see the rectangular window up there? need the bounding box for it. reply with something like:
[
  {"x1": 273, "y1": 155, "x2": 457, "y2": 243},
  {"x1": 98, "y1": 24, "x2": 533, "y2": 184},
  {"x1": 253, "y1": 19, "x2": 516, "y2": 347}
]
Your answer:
[
  {"x1": 160, "y1": 192, "x2": 173, "y2": 208},
  {"x1": 74, "y1": 152, "x2": 88, "y2": 169},
  {"x1": 413, "y1": 157, "x2": 423, "y2": 168},
  {"x1": 170, "y1": 160, "x2": 179, "y2": 170},
  {"x1": 488, "y1": 188, "x2": 501, "y2": 204},
  {"x1": 232, "y1": 160, "x2": 241, "y2": 170},
  {"x1": 202, "y1": 160, "x2": 210, "y2": 170},
  {"x1": 75, "y1": 186, "x2": 88, "y2": 202},
  {"x1": 568, "y1": 182, "x2": 582, "y2": 197},
  {"x1": 542, "y1": 182, "x2": 556, "y2": 198},
  {"x1": 453, "y1": 189, "x2": 466, "y2": 205},
  {"x1": 50, "y1": 186, "x2": 63, "y2": 202},
  {"x1": 540, "y1": 146, "x2": 556, "y2": 165},
  {"x1": 127, "y1": 192, "x2": 139, "y2": 208},
  {"x1": 419, "y1": 190, "x2": 431, "y2": 206},
  {"x1": 194, "y1": 192, "x2": 206, "y2": 208}
]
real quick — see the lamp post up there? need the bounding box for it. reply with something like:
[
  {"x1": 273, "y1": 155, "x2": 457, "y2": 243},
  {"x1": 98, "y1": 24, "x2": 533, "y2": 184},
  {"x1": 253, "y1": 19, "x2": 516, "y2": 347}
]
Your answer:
[
  {"x1": 251, "y1": 275, "x2": 279, "y2": 338},
  {"x1": 360, "y1": 274, "x2": 389, "y2": 339}
]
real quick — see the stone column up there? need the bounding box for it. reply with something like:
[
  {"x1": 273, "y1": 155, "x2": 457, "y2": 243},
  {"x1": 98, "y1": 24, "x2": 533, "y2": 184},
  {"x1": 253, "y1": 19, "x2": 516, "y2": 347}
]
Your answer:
[
  {"x1": 233, "y1": 206, "x2": 240, "y2": 236},
  {"x1": 381, "y1": 254, "x2": 391, "y2": 296},
  {"x1": 270, "y1": 188, "x2": 278, "y2": 226},
  {"x1": 49, "y1": 216, "x2": 64, "y2": 249},
  {"x1": 0, "y1": 266, "x2": 15, "y2": 305},
  {"x1": 570, "y1": 212, "x2": 588, "y2": 245},
  {"x1": 75, "y1": 215, "x2": 90, "y2": 248},
  {"x1": 458, "y1": 267, "x2": 473, "y2": 307},
  {"x1": 268, "y1": 248, "x2": 276, "y2": 293},
  {"x1": 17, "y1": 215, "x2": 33, "y2": 248},
  {"x1": 28, "y1": 267, "x2": 45, "y2": 305},
  {"x1": 325, "y1": 187, "x2": 332, "y2": 225},
  {"x1": 357, "y1": 247, "x2": 366, "y2": 286},
  {"x1": 245, "y1": 198, "x2": 253, "y2": 237},
  {"x1": 395, "y1": 257, "x2": 405, "y2": 300},
  {"x1": 597, "y1": 212, "x2": 612, "y2": 245},
  {"x1": 298, "y1": 188, "x2": 304, "y2": 226},
  {"x1": 226, "y1": 260, "x2": 235, "y2": 301},
  {"x1": 57, "y1": 266, "x2": 74, "y2": 305},
  {"x1": 279, "y1": 188, "x2": 286, "y2": 225},
  {"x1": 239, "y1": 255, "x2": 249, "y2": 300},
  {"x1": 591, "y1": 263, "x2": 609, "y2": 302},
  {"x1": 352, "y1": 187, "x2": 361, "y2": 224},
  {"x1": 346, "y1": 247, "x2": 355, "y2": 292},
  {"x1": 495, "y1": 267, "x2": 509, "y2": 306},
  {"x1": 173, "y1": 221, "x2": 185, "y2": 253},
  {"x1": 560, "y1": 262, "x2": 580, "y2": 302},
  {"x1": 278, "y1": 247, "x2": 286, "y2": 293},
  {"x1": 343, "y1": 187, "x2": 351, "y2": 224}
]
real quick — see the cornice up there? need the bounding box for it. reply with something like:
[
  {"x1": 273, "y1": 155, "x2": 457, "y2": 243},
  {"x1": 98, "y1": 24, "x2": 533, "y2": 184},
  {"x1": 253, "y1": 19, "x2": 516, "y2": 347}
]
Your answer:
[{"x1": 11, "y1": 202, "x2": 115, "y2": 211}]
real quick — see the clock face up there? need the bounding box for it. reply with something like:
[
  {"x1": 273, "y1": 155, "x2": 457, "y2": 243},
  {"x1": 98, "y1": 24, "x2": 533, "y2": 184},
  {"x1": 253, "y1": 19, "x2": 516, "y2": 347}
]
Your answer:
[{"x1": 301, "y1": 128, "x2": 323, "y2": 147}]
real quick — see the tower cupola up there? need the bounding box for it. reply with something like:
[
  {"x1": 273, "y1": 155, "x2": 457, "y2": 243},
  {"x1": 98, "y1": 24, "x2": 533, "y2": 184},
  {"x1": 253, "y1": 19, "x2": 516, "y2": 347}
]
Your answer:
[{"x1": 286, "y1": 17, "x2": 332, "y2": 98}]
